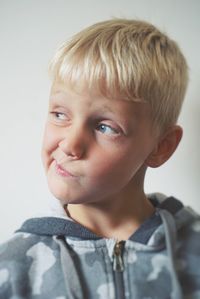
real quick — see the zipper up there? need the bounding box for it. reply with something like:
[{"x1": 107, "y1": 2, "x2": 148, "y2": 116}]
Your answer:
[
  {"x1": 113, "y1": 240, "x2": 125, "y2": 299},
  {"x1": 113, "y1": 240, "x2": 125, "y2": 271}
]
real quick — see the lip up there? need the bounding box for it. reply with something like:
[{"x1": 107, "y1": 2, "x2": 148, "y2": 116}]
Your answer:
[{"x1": 55, "y1": 162, "x2": 76, "y2": 178}]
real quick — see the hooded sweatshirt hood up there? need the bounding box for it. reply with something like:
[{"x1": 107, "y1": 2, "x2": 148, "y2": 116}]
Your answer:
[{"x1": 16, "y1": 194, "x2": 192, "y2": 245}]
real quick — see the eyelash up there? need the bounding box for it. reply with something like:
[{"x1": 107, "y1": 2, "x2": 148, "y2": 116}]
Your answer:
[
  {"x1": 50, "y1": 111, "x2": 67, "y2": 121},
  {"x1": 96, "y1": 123, "x2": 119, "y2": 135}
]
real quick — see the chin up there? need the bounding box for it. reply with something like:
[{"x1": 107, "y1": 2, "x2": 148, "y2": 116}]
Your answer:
[{"x1": 47, "y1": 182, "x2": 79, "y2": 205}]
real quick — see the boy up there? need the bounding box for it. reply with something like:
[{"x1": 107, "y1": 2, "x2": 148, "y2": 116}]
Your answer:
[{"x1": 0, "y1": 18, "x2": 200, "y2": 299}]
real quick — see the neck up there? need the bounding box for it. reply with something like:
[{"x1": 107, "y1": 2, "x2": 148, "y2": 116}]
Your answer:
[{"x1": 66, "y1": 186, "x2": 155, "y2": 241}]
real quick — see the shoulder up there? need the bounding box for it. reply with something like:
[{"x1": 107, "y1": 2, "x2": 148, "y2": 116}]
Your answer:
[
  {"x1": 178, "y1": 213, "x2": 200, "y2": 256},
  {"x1": 177, "y1": 207, "x2": 200, "y2": 247},
  {"x1": 0, "y1": 232, "x2": 61, "y2": 279},
  {"x1": 177, "y1": 209, "x2": 200, "y2": 276},
  {"x1": 0, "y1": 232, "x2": 61, "y2": 298},
  {"x1": 0, "y1": 232, "x2": 65, "y2": 298},
  {"x1": 176, "y1": 210, "x2": 200, "y2": 294},
  {"x1": 0, "y1": 232, "x2": 60, "y2": 262}
]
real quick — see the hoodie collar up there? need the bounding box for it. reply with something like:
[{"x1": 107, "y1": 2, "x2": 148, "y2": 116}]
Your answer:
[{"x1": 17, "y1": 194, "x2": 184, "y2": 244}]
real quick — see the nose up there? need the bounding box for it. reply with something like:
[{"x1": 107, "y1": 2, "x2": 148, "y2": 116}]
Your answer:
[{"x1": 58, "y1": 126, "x2": 88, "y2": 160}]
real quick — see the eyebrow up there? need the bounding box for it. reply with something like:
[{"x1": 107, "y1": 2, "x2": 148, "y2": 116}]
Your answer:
[
  {"x1": 50, "y1": 91, "x2": 115, "y2": 112},
  {"x1": 49, "y1": 91, "x2": 68, "y2": 104},
  {"x1": 50, "y1": 90, "x2": 65, "y2": 98}
]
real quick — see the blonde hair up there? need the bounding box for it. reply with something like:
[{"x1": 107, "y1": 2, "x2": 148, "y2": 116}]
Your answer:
[{"x1": 49, "y1": 18, "x2": 188, "y2": 131}]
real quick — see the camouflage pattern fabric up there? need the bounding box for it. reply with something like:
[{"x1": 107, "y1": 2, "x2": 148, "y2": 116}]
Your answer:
[{"x1": 0, "y1": 195, "x2": 200, "y2": 299}]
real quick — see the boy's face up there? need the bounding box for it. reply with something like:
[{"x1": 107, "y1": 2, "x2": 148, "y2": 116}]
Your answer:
[{"x1": 42, "y1": 82, "x2": 158, "y2": 205}]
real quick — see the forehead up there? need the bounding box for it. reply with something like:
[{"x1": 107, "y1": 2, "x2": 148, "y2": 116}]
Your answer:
[{"x1": 50, "y1": 81, "x2": 151, "y2": 118}]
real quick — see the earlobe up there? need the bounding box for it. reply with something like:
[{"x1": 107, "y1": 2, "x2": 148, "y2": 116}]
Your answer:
[{"x1": 145, "y1": 125, "x2": 183, "y2": 168}]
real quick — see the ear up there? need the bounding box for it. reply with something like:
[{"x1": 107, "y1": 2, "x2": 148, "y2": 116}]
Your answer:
[{"x1": 145, "y1": 125, "x2": 183, "y2": 168}]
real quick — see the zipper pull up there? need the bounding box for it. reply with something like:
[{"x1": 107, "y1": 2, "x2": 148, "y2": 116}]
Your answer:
[{"x1": 113, "y1": 240, "x2": 125, "y2": 272}]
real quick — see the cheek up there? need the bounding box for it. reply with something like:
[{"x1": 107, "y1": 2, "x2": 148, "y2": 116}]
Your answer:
[
  {"x1": 91, "y1": 142, "x2": 150, "y2": 184},
  {"x1": 41, "y1": 125, "x2": 59, "y2": 168},
  {"x1": 89, "y1": 148, "x2": 133, "y2": 180}
]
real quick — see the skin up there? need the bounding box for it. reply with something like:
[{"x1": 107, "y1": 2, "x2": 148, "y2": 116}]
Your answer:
[{"x1": 41, "y1": 81, "x2": 182, "y2": 240}]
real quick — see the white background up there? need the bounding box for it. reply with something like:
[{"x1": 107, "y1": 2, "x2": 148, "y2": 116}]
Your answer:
[{"x1": 0, "y1": 0, "x2": 199, "y2": 243}]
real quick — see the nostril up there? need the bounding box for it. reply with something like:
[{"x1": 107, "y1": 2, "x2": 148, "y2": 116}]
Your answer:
[{"x1": 58, "y1": 138, "x2": 85, "y2": 160}]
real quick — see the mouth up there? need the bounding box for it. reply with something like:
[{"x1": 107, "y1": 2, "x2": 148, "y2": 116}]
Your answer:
[{"x1": 55, "y1": 161, "x2": 77, "y2": 178}]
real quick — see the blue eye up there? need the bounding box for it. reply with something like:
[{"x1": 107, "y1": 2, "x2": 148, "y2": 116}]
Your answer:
[{"x1": 97, "y1": 124, "x2": 118, "y2": 135}]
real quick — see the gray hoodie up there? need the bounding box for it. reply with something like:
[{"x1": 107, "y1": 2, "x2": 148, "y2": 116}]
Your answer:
[{"x1": 0, "y1": 194, "x2": 200, "y2": 299}]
